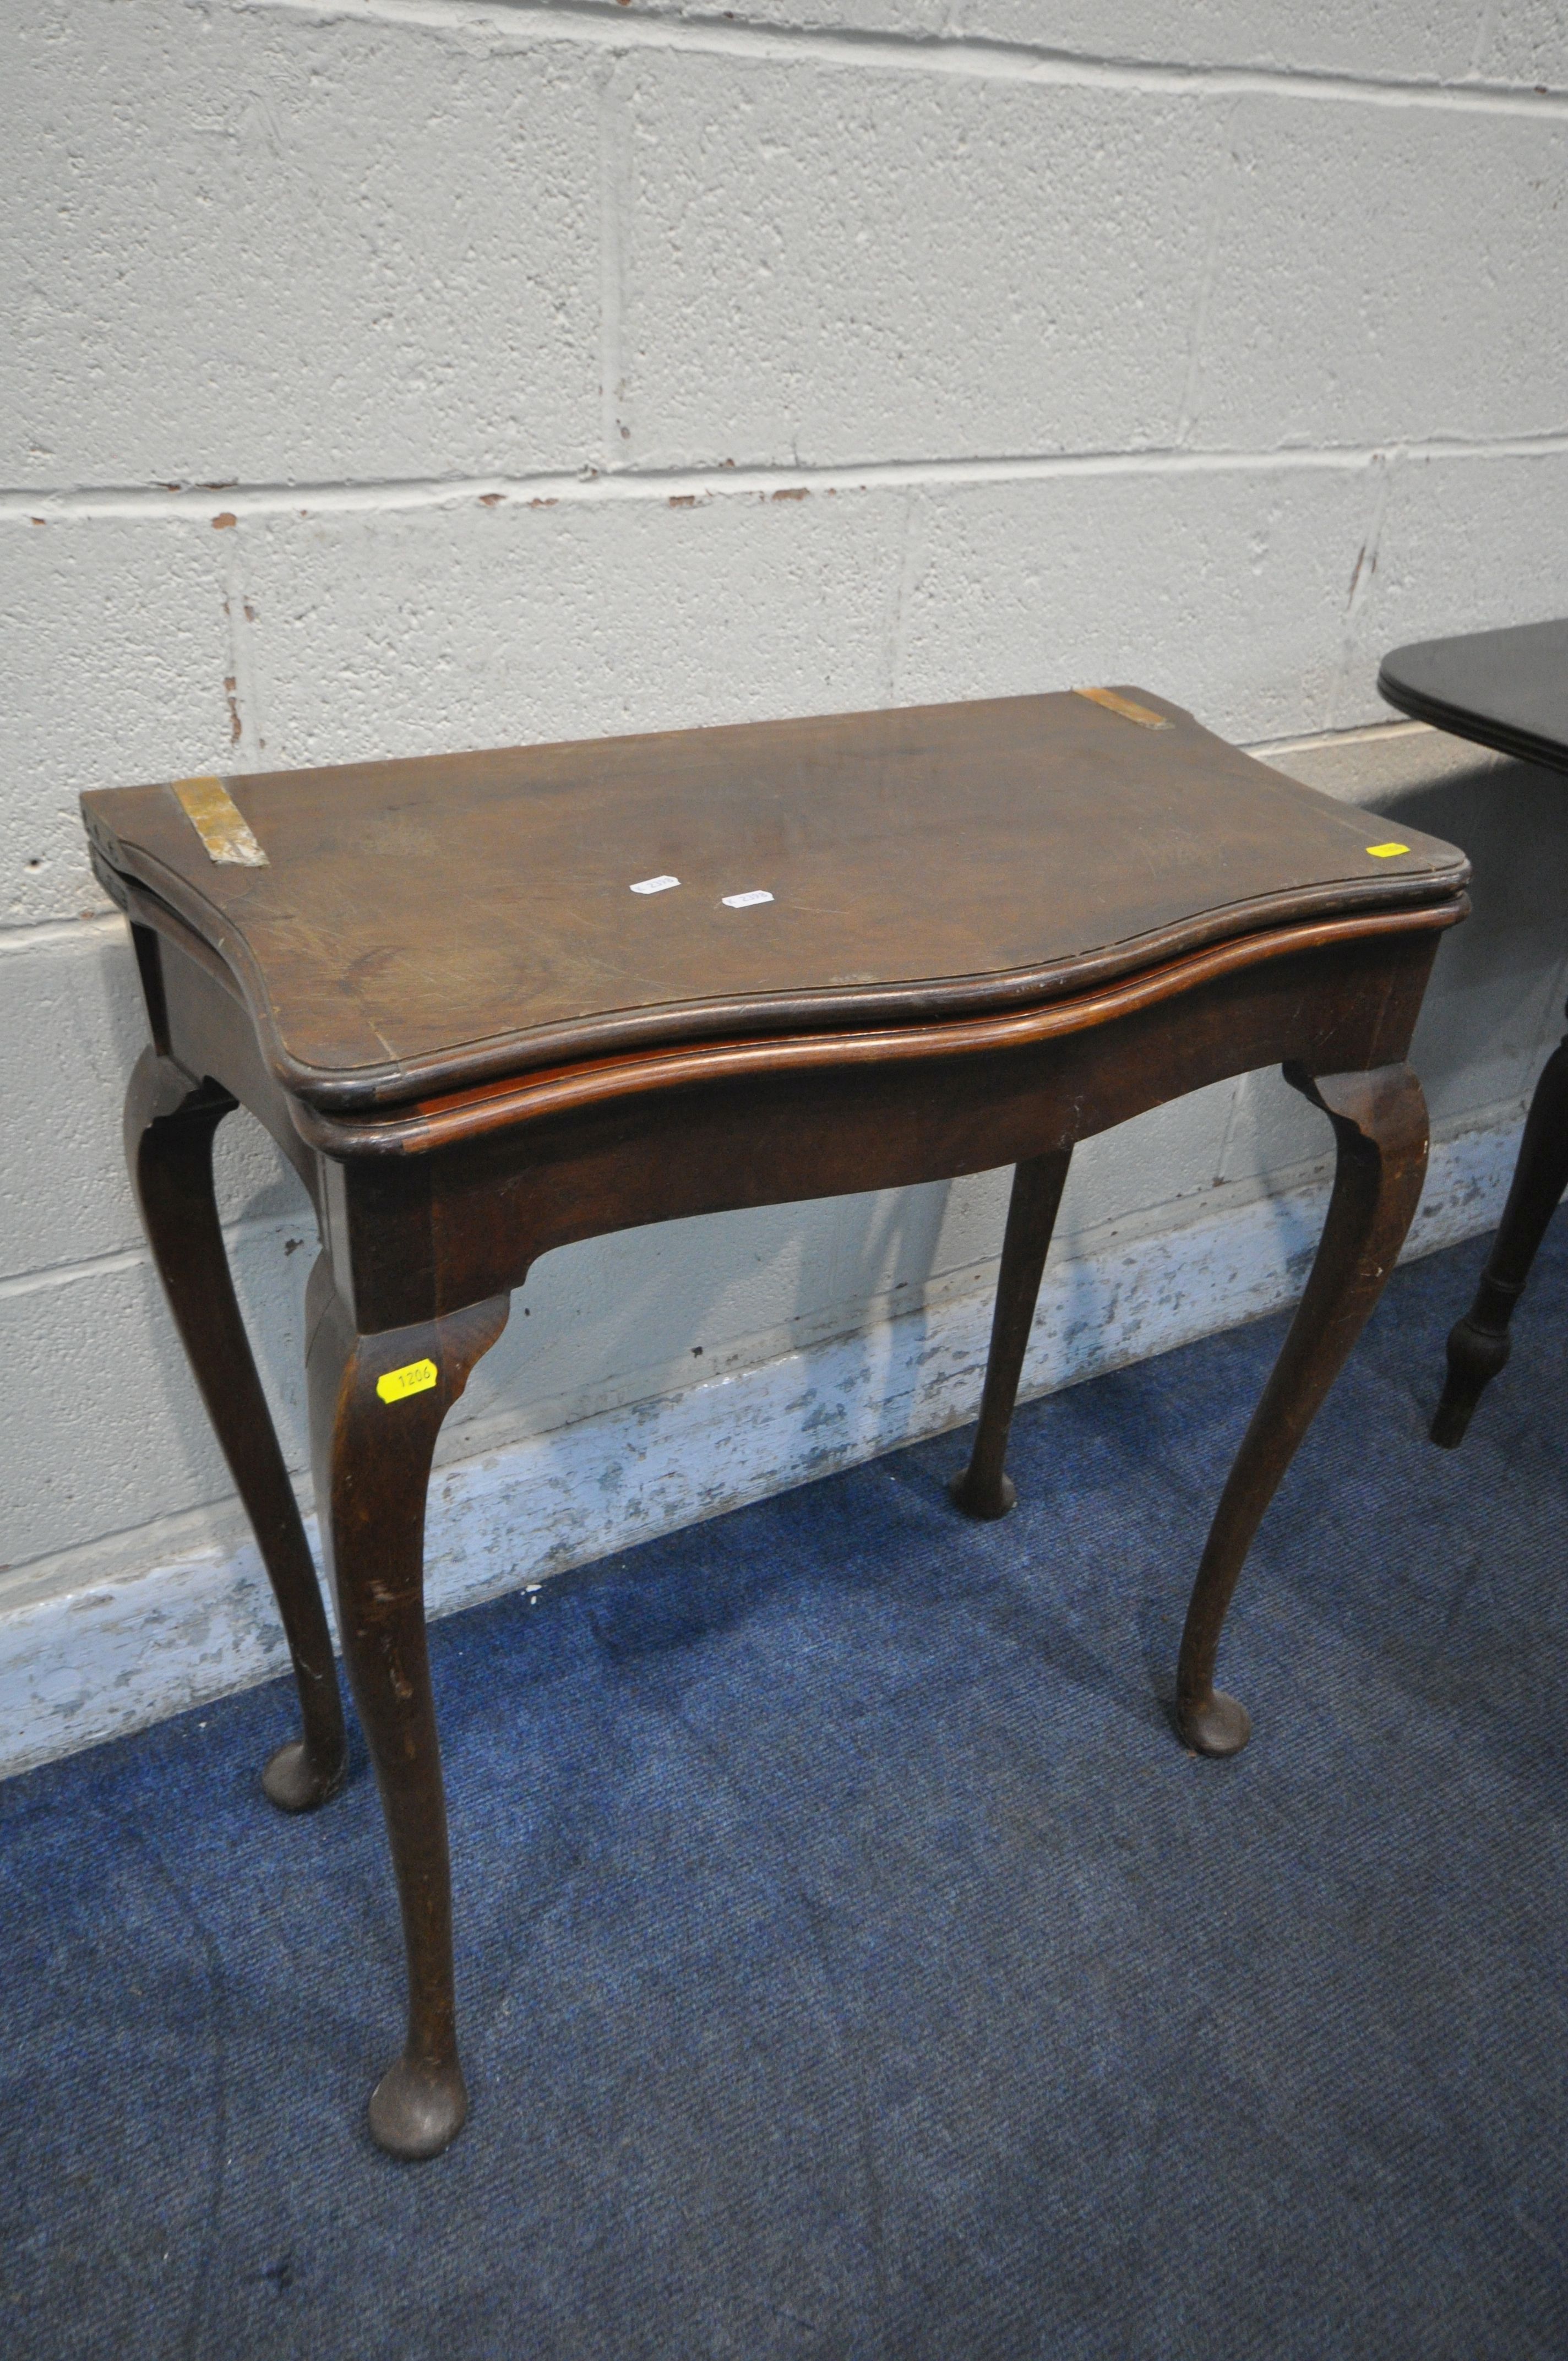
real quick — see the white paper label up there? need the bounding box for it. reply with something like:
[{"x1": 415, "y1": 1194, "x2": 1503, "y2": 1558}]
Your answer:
[
  {"x1": 629, "y1": 874, "x2": 680, "y2": 895},
  {"x1": 721, "y1": 889, "x2": 774, "y2": 909}
]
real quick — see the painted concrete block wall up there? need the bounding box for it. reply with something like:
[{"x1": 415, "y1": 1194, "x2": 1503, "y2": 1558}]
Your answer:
[{"x1": 2, "y1": 1, "x2": 1566, "y2": 1766}]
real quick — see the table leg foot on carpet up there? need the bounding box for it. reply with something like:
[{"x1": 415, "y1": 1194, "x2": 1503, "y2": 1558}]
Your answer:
[
  {"x1": 952, "y1": 1148, "x2": 1071, "y2": 1531},
  {"x1": 1178, "y1": 1690, "x2": 1253, "y2": 1758},
  {"x1": 369, "y1": 2057, "x2": 469, "y2": 2161},
  {"x1": 1430, "y1": 1313, "x2": 1511, "y2": 1446},
  {"x1": 949, "y1": 1468, "x2": 1017, "y2": 1520},
  {"x1": 262, "y1": 1734, "x2": 347, "y2": 1814},
  {"x1": 1429, "y1": 1027, "x2": 1568, "y2": 1449},
  {"x1": 1173, "y1": 1063, "x2": 1429, "y2": 1753},
  {"x1": 307, "y1": 1261, "x2": 510, "y2": 2152}
]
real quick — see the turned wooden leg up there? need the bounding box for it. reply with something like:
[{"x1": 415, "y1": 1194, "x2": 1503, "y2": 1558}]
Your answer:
[
  {"x1": 306, "y1": 1254, "x2": 509, "y2": 2161},
  {"x1": 951, "y1": 1149, "x2": 1073, "y2": 1519},
  {"x1": 126, "y1": 1047, "x2": 346, "y2": 1811},
  {"x1": 1176, "y1": 1062, "x2": 1429, "y2": 1758},
  {"x1": 1431, "y1": 1027, "x2": 1568, "y2": 1448}
]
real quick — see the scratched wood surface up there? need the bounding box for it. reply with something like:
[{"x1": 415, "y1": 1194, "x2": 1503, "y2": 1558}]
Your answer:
[{"x1": 83, "y1": 689, "x2": 1467, "y2": 1111}]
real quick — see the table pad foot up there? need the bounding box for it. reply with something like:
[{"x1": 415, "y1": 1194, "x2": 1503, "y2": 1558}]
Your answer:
[
  {"x1": 369, "y1": 2056, "x2": 469, "y2": 2161},
  {"x1": 261, "y1": 1734, "x2": 347, "y2": 1814},
  {"x1": 1178, "y1": 1690, "x2": 1253, "y2": 1758},
  {"x1": 949, "y1": 1468, "x2": 1017, "y2": 1520},
  {"x1": 1430, "y1": 1312, "x2": 1513, "y2": 1446}
]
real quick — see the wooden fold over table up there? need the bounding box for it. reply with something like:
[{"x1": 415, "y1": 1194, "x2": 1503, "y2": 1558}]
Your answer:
[
  {"x1": 83, "y1": 689, "x2": 1468, "y2": 2158},
  {"x1": 1379, "y1": 619, "x2": 1568, "y2": 1445}
]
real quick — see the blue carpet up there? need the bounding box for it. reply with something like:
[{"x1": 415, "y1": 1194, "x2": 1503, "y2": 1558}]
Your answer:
[{"x1": 4, "y1": 1220, "x2": 1567, "y2": 2360}]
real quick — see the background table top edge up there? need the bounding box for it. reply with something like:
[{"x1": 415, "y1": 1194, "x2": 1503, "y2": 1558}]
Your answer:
[{"x1": 1378, "y1": 619, "x2": 1568, "y2": 777}]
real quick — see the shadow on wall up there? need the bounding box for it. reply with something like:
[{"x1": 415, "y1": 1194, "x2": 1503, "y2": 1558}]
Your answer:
[{"x1": 1370, "y1": 756, "x2": 1568, "y2": 1130}]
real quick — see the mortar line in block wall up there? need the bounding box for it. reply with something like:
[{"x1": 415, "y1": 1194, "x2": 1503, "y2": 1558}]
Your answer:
[
  {"x1": 1173, "y1": 99, "x2": 1240, "y2": 449},
  {"x1": 1327, "y1": 453, "x2": 1397, "y2": 732},
  {"x1": 596, "y1": 54, "x2": 633, "y2": 470},
  {"x1": 0, "y1": 1213, "x2": 315, "y2": 1305},
  {"x1": 222, "y1": 545, "x2": 268, "y2": 768},
  {"x1": 8, "y1": 433, "x2": 1568, "y2": 526},
  {"x1": 881, "y1": 487, "x2": 918, "y2": 706},
  {"x1": 1469, "y1": 3, "x2": 1500, "y2": 82},
  {"x1": 0, "y1": 915, "x2": 128, "y2": 955},
  {"x1": 248, "y1": 0, "x2": 1568, "y2": 112}
]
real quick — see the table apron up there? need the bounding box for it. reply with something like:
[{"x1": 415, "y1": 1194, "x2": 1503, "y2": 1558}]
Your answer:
[{"x1": 310, "y1": 924, "x2": 1439, "y2": 1332}]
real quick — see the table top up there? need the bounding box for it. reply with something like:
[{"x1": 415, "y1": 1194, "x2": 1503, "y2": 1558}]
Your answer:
[
  {"x1": 1378, "y1": 619, "x2": 1568, "y2": 775},
  {"x1": 83, "y1": 689, "x2": 1467, "y2": 1114}
]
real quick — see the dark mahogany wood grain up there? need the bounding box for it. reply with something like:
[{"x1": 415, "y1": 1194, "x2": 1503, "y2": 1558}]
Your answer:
[
  {"x1": 125, "y1": 1042, "x2": 345, "y2": 1809},
  {"x1": 950, "y1": 1150, "x2": 1072, "y2": 1521},
  {"x1": 86, "y1": 689, "x2": 1469, "y2": 2158},
  {"x1": 85, "y1": 690, "x2": 1466, "y2": 1111},
  {"x1": 1175, "y1": 1062, "x2": 1430, "y2": 1754},
  {"x1": 306, "y1": 1258, "x2": 509, "y2": 2160}
]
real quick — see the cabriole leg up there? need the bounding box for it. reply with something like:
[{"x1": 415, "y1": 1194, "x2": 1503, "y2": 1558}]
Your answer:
[
  {"x1": 951, "y1": 1149, "x2": 1073, "y2": 1520},
  {"x1": 125, "y1": 1047, "x2": 346, "y2": 1810},
  {"x1": 1431, "y1": 1029, "x2": 1568, "y2": 1448},
  {"x1": 1176, "y1": 1062, "x2": 1429, "y2": 1758},
  {"x1": 305, "y1": 1256, "x2": 509, "y2": 2161}
]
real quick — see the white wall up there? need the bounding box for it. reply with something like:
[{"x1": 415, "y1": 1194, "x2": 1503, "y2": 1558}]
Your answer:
[{"x1": 3, "y1": 2, "x2": 1566, "y2": 1768}]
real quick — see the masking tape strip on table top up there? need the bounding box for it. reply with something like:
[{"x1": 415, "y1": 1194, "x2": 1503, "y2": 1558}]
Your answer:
[{"x1": 171, "y1": 776, "x2": 269, "y2": 867}]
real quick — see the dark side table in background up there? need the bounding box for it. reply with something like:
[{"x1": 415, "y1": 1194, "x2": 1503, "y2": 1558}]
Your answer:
[
  {"x1": 83, "y1": 689, "x2": 1467, "y2": 2157},
  {"x1": 1379, "y1": 621, "x2": 1568, "y2": 1445}
]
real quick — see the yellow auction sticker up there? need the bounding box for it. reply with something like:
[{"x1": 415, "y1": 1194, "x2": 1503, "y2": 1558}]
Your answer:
[
  {"x1": 1365, "y1": 842, "x2": 1411, "y2": 858},
  {"x1": 376, "y1": 1358, "x2": 439, "y2": 1405}
]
